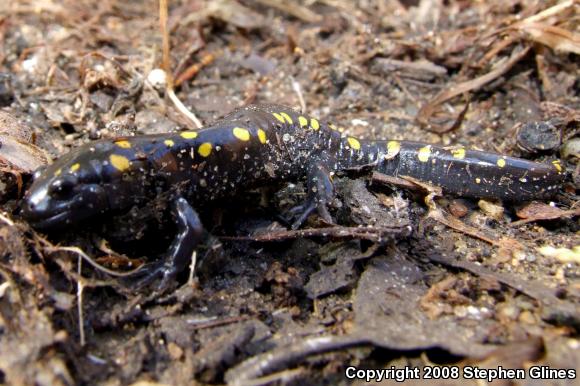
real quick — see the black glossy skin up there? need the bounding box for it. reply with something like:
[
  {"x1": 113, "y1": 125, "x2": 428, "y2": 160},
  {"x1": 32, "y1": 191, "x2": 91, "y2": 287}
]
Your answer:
[{"x1": 21, "y1": 104, "x2": 566, "y2": 288}]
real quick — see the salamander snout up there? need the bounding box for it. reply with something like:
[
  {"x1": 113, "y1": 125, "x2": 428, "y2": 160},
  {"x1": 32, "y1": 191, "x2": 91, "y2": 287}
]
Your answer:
[{"x1": 22, "y1": 162, "x2": 109, "y2": 230}]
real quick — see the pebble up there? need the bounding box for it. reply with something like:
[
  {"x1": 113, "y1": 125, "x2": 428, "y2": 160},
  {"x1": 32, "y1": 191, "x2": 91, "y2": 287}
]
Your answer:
[{"x1": 147, "y1": 68, "x2": 167, "y2": 90}]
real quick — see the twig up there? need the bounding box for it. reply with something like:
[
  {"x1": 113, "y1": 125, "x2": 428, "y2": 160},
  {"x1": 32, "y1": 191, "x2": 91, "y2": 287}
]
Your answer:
[
  {"x1": 159, "y1": 0, "x2": 202, "y2": 128},
  {"x1": 225, "y1": 335, "x2": 366, "y2": 385},
  {"x1": 510, "y1": 208, "x2": 580, "y2": 227},
  {"x1": 167, "y1": 88, "x2": 203, "y2": 128},
  {"x1": 187, "y1": 250, "x2": 197, "y2": 286},
  {"x1": 220, "y1": 223, "x2": 411, "y2": 243},
  {"x1": 417, "y1": 46, "x2": 531, "y2": 132},
  {"x1": 76, "y1": 256, "x2": 85, "y2": 346},
  {"x1": 520, "y1": 0, "x2": 577, "y2": 24},
  {"x1": 0, "y1": 212, "x2": 15, "y2": 226},
  {"x1": 291, "y1": 78, "x2": 306, "y2": 112},
  {"x1": 174, "y1": 53, "x2": 215, "y2": 87},
  {"x1": 0, "y1": 281, "x2": 11, "y2": 298},
  {"x1": 159, "y1": 0, "x2": 171, "y2": 88},
  {"x1": 413, "y1": 183, "x2": 522, "y2": 248},
  {"x1": 187, "y1": 314, "x2": 250, "y2": 330},
  {"x1": 421, "y1": 189, "x2": 516, "y2": 248},
  {"x1": 46, "y1": 245, "x2": 143, "y2": 277}
]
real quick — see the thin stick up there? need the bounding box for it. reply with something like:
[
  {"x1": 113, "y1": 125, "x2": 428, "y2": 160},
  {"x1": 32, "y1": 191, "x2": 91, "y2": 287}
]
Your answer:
[
  {"x1": 291, "y1": 78, "x2": 306, "y2": 112},
  {"x1": 187, "y1": 250, "x2": 197, "y2": 285},
  {"x1": 521, "y1": 0, "x2": 576, "y2": 24},
  {"x1": 159, "y1": 0, "x2": 171, "y2": 88},
  {"x1": 168, "y1": 88, "x2": 203, "y2": 128},
  {"x1": 0, "y1": 212, "x2": 15, "y2": 226},
  {"x1": 77, "y1": 256, "x2": 86, "y2": 346},
  {"x1": 47, "y1": 246, "x2": 143, "y2": 277},
  {"x1": 159, "y1": 0, "x2": 203, "y2": 128}
]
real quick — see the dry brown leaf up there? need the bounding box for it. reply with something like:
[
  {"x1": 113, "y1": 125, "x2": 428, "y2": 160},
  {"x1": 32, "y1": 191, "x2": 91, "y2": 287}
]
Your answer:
[{"x1": 0, "y1": 134, "x2": 49, "y2": 173}]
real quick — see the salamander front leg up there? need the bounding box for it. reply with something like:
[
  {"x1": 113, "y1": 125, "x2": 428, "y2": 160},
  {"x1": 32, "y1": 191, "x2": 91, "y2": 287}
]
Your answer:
[
  {"x1": 131, "y1": 197, "x2": 204, "y2": 291},
  {"x1": 290, "y1": 162, "x2": 335, "y2": 229}
]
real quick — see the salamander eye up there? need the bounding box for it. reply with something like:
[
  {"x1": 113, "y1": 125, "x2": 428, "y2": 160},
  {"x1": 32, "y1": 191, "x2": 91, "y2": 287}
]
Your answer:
[{"x1": 48, "y1": 176, "x2": 75, "y2": 199}]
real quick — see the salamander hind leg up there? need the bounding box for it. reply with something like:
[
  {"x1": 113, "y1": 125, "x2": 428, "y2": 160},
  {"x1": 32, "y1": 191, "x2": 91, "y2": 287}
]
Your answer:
[
  {"x1": 290, "y1": 161, "x2": 335, "y2": 229},
  {"x1": 130, "y1": 197, "x2": 204, "y2": 292}
]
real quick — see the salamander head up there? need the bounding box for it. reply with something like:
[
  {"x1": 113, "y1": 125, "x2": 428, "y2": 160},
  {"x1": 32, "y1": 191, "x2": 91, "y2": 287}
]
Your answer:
[{"x1": 22, "y1": 144, "x2": 113, "y2": 230}]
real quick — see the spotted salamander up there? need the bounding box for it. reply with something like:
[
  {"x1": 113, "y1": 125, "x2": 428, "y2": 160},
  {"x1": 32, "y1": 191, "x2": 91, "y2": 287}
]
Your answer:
[{"x1": 22, "y1": 104, "x2": 566, "y2": 288}]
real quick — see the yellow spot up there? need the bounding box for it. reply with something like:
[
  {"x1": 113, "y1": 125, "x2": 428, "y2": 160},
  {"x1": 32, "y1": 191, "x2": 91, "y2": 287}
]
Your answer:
[
  {"x1": 233, "y1": 127, "x2": 251, "y2": 141},
  {"x1": 198, "y1": 142, "x2": 212, "y2": 157},
  {"x1": 552, "y1": 160, "x2": 563, "y2": 173},
  {"x1": 110, "y1": 154, "x2": 130, "y2": 172},
  {"x1": 70, "y1": 163, "x2": 80, "y2": 172},
  {"x1": 475, "y1": 178, "x2": 481, "y2": 184},
  {"x1": 280, "y1": 112, "x2": 293, "y2": 124},
  {"x1": 257, "y1": 129, "x2": 267, "y2": 144},
  {"x1": 272, "y1": 113, "x2": 285, "y2": 124},
  {"x1": 451, "y1": 147, "x2": 466, "y2": 160},
  {"x1": 115, "y1": 140, "x2": 131, "y2": 149},
  {"x1": 497, "y1": 158, "x2": 506, "y2": 168},
  {"x1": 298, "y1": 116, "x2": 308, "y2": 127},
  {"x1": 417, "y1": 146, "x2": 431, "y2": 162},
  {"x1": 180, "y1": 131, "x2": 198, "y2": 139},
  {"x1": 387, "y1": 141, "x2": 401, "y2": 156},
  {"x1": 54, "y1": 168, "x2": 62, "y2": 177},
  {"x1": 310, "y1": 118, "x2": 320, "y2": 130},
  {"x1": 164, "y1": 139, "x2": 175, "y2": 147},
  {"x1": 347, "y1": 137, "x2": 361, "y2": 150},
  {"x1": 329, "y1": 123, "x2": 338, "y2": 131}
]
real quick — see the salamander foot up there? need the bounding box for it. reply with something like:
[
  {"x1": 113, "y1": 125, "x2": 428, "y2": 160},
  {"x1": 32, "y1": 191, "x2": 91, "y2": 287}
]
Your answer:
[
  {"x1": 290, "y1": 162, "x2": 335, "y2": 229},
  {"x1": 128, "y1": 197, "x2": 204, "y2": 292}
]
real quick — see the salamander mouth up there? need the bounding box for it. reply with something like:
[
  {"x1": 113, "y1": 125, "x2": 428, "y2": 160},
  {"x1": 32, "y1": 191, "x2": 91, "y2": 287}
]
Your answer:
[
  {"x1": 22, "y1": 183, "x2": 109, "y2": 231},
  {"x1": 26, "y1": 210, "x2": 75, "y2": 230}
]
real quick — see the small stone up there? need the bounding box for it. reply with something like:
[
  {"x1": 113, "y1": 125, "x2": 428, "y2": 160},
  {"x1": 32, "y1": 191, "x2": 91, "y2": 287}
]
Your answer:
[
  {"x1": 167, "y1": 342, "x2": 183, "y2": 360},
  {"x1": 449, "y1": 199, "x2": 469, "y2": 218},
  {"x1": 147, "y1": 68, "x2": 167, "y2": 90},
  {"x1": 516, "y1": 121, "x2": 561, "y2": 154},
  {"x1": 518, "y1": 310, "x2": 537, "y2": 324},
  {"x1": 478, "y1": 199, "x2": 504, "y2": 221},
  {"x1": 561, "y1": 137, "x2": 580, "y2": 161},
  {"x1": 497, "y1": 304, "x2": 520, "y2": 321}
]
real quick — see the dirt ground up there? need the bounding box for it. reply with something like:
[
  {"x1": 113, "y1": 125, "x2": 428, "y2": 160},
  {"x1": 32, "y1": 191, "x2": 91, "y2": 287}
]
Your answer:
[{"x1": 0, "y1": 0, "x2": 579, "y2": 385}]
